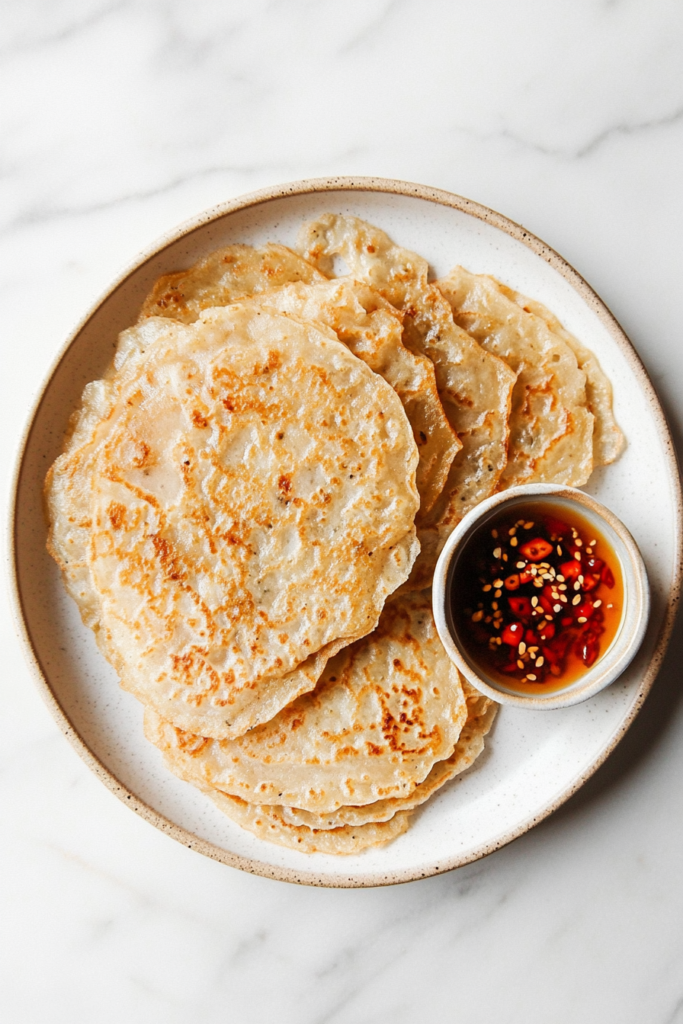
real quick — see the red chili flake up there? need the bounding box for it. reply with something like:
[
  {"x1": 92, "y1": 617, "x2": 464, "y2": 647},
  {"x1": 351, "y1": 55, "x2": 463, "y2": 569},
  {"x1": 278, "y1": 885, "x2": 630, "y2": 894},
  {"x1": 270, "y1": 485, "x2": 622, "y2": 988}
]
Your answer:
[
  {"x1": 504, "y1": 573, "x2": 520, "y2": 590},
  {"x1": 574, "y1": 599, "x2": 594, "y2": 620},
  {"x1": 508, "y1": 596, "x2": 533, "y2": 618},
  {"x1": 519, "y1": 538, "x2": 553, "y2": 562},
  {"x1": 576, "y1": 635, "x2": 599, "y2": 666},
  {"x1": 537, "y1": 621, "x2": 555, "y2": 640},
  {"x1": 501, "y1": 621, "x2": 525, "y2": 646},
  {"x1": 581, "y1": 573, "x2": 601, "y2": 592},
  {"x1": 601, "y1": 565, "x2": 615, "y2": 588},
  {"x1": 560, "y1": 560, "x2": 581, "y2": 580}
]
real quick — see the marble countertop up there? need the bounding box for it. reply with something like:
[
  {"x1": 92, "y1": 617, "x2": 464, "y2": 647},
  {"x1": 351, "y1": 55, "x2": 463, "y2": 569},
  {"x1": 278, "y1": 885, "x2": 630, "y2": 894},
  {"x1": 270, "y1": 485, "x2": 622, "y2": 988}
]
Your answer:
[{"x1": 2, "y1": 1, "x2": 683, "y2": 1020}]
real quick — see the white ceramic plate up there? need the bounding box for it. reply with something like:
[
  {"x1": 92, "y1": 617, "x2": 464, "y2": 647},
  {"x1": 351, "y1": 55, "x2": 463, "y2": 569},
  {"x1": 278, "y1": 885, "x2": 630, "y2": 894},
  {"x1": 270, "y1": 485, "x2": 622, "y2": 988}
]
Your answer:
[{"x1": 9, "y1": 178, "x2": 681, "y2": 887}]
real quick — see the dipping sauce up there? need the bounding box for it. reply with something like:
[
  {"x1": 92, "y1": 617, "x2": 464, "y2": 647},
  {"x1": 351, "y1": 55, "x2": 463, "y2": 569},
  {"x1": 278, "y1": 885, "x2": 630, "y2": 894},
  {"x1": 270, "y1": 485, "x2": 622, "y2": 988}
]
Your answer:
[{"x1": 450, "y1": 501, "x2": 624, "y2": 695}]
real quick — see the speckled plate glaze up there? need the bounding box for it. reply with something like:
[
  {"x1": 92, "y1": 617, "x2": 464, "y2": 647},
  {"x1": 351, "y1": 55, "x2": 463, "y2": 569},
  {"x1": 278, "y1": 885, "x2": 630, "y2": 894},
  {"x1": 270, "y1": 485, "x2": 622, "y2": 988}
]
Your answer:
[{"x1": 8, "y1": 178, "x2": 682, "y2": 887}]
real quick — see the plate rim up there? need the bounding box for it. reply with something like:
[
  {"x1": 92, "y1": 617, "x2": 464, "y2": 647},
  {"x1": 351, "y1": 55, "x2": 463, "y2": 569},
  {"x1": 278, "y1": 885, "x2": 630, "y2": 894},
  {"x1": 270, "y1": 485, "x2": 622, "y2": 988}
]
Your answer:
[{"x1": 7, "y1": 174, "x2": 683, "y2": 888}]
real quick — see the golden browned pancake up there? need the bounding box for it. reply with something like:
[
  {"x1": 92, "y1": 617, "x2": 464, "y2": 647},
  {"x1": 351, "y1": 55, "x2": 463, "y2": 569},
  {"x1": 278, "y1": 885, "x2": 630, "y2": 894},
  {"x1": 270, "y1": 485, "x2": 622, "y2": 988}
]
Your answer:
[
  {"x1": 279, "y1": 681, "x2": 496, "y2": 829},
  {"x1": 138, "y1": 243, "x2": 325, "y2": 322},
  {"x1": 297, "y1": 214, "x2": 516, "y2": 589},
  {"x1": 207, "y1": 791, "x2": 412, "y2": 855},
  {"x1": 47, "y1": 304, "x2": 420, "y2": 739},
  {"x1": 144, "y1": 592, "x2": 467, "y2": 812},
  {"x1": 140, "y1": 246, "x2": 460, "y2": 520},
  {"x1": 437, "y1": 267, "x2": 596, "y2": 488}
]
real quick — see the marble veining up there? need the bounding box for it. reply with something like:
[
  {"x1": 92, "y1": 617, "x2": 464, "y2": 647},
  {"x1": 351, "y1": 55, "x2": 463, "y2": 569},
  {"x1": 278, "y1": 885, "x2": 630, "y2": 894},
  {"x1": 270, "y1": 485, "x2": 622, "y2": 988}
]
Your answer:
[{"x1": 2, "y1": 0, "x2": 683, "y2": 1021}]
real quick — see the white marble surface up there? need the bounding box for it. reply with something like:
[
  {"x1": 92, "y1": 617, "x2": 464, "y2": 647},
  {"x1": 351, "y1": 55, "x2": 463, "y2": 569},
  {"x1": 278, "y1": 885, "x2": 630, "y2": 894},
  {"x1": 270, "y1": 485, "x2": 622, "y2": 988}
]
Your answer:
[{"x1": 2, "y1": 1, "x2": 683, "y2": 1020}]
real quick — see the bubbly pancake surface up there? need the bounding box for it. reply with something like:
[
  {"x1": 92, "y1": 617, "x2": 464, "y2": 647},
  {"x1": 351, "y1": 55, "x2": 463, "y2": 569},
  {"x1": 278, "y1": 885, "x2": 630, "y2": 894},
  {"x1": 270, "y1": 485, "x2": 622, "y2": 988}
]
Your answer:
[
  {"x1": 138, "y1": 242, "x2": 325, "y2": 322},
  {"x1": 50, "y1": 304, "x2": 420, "y2": 739},
  {"x1": 140, "y1": 246, "x2": 459, "y2": 520},
  {"x1": 279, "y1": 680, "x2": 496, "y2": 830},
  {"x1": 144, "y1": 591, "x2": 467, "y2": 813}
]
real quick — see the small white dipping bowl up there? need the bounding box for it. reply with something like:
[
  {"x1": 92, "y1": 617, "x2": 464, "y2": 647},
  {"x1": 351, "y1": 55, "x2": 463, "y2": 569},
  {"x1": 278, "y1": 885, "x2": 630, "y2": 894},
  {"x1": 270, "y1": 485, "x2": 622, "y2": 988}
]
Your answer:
[{"x1": 433, "y1": 483, "x2": 650, "y2": 710}]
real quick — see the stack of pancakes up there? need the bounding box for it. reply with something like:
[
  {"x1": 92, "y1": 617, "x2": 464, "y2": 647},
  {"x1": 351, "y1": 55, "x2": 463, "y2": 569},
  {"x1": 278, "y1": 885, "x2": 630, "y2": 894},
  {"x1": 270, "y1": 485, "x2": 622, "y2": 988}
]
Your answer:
[{"x1": 45, "y1": 215, "x2": 622, "y2": 853}]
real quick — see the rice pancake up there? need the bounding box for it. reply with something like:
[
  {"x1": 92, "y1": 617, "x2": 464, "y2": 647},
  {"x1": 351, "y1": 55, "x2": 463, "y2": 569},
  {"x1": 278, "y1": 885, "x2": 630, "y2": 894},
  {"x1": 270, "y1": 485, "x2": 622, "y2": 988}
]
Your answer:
[
  {"x1": 140, "y1": 248, "x2": 459, "y2": 519},
  {"x1": 49, "y1": 305, "x2": 420, "y2": 740},
  {"x1": 138, "y1": 242, "x2": 325, "y2": 322},
  {"x1": 495, "y1": 282, "x2": 624, "y2": 465},
  {"x1": 281, "y1": 681, "x2": 497, "y2": 830},
  {"x1": 437, "y1": 267, "x2": 596, "y2": 489},
  {"x1": 144, "y1": 591, "x2": 467, "y2": 812},
  {"x1": 46, "y1": 316, "x2": 184, "y2": 633},
  {"x1": 246, "y1": 279, "x2": 459, "y2": 517},
  {"x1": 297, "y1": 214, "x2": 516, "y2": 588},
  {"x1": 208, "y1": 791, "x2": 412, "y2": 854}
]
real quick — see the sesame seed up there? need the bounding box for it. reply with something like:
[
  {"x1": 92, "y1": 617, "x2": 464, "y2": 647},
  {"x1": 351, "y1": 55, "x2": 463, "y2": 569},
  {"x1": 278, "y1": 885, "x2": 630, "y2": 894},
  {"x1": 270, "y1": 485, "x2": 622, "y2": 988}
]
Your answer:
[
  {"x1": 517, "y1": 660, "x2": 525, "y2": 670},
  {"x1": 527, "y1": 674, "x2": 537, "y2": 681},
  {"x1": 558, "y1": 584, "x2": 567, "y2": 591},
  {"x1": 545, "y1": 614, "x2": 553, "y2": 621},
  {"x1": 575, "y1": 538, "x2": 583, "y2": 547},
  {"x1": 495, "y1": 590, "x2": 502, "y2": 598},
  {"x1": 524, "y1": 522, "x2": 534, "y2": 529},
  {"x1": 572, "y1": 595, "x2": 581, "y2": 605},
  {"x1": 534, "y1": 579, "x2": 544, "y2": 588},
  {"x1": 491, "y1": 601, "x2": 499, "y2": 610},
  {"x1": 493, "y1": 579, "x2": 503, "y2": 588},
  {"x1": 493, "y1": 547, "x2": 502, "y2": 559},
  {"x1": 607, "y1": 603, "x2": 614, "y2": 609},
  {"x1": 518, "y1": 642, "x2": 527, "y2": 655},
  {"x1": 556, "y1": 545, "x2": 563, "y2": 556},
  {"x1": 574, "y1": 581, "x2": 581, "y2": 591},
  {"x1": 594, "y1": 599, "x2": 602, "y2": 608},
  {"x1": 516, "y1": 561, "x2": 526, "y2": 569},
  {"x1": 589, "y1": 539, "x2": 597, "y2": 547},
  {"x1": 472, "y1": 610, "x2": 483, "y2": 622},
  {"x1": 491, "y1": 529, "x2": 498, "y2": 538},
  {"x1": 531, "y1": 596, "x2": 539, "y2": 607},
  {"x1": 510, "y1": 536, "x2": 518, "y2": 546},
  {"x1": 482, "y1": 584, "x2": 492, "y2": 592},
  {"x1": 575, "y1": 552, "x2": 581, "y2": 561},
  {"x1": 536, "y1": 656, "x2": 544, "y2": 667},
  {"x1": 556, "y1": 574, "x2": 565, "y2": 583},
  {"x1": 577, "y1": 616, "x2": 587, "y2": 623},
  {"x1": 578, "y1": 575, "x2": 584, "y2": 584}
]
